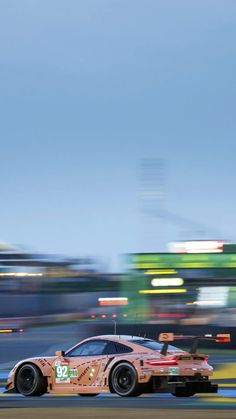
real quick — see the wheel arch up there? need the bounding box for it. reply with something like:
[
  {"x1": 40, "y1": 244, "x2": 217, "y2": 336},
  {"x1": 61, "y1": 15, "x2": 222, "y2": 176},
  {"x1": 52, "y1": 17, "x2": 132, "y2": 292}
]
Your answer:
[
  {"x1": 108, "y1": 360, "x2": 138, "y2": 393},
  {"x1": 14, "y1": 362, "x2": 48, "y2": 392}
]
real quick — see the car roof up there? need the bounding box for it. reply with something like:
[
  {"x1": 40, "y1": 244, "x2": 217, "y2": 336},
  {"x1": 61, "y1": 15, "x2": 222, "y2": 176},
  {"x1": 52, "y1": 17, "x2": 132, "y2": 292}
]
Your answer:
[
  {"x1": 86, "y1": 335, "x2": 153, "y2": 342},
  {"x1": 66, "y1": 335, "x2": 151, "y2": 354}
]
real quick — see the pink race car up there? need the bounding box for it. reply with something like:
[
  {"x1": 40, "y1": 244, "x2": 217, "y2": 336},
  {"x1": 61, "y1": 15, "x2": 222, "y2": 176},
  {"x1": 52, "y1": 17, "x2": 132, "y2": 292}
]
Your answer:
[{"x1": 6, "y1": 332, "x2": 230, "y2": 397}]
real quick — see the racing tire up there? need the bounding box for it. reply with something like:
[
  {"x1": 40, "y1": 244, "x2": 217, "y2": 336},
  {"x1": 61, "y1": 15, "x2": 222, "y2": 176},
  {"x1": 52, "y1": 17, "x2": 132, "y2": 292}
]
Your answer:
[
  {"x1": 110, "y1": 362, "x2": 143, "y2": 397},
  {"x1": 172, "y1": 388, "x2": 195, "y2": 397},
  {"x1": 78, "y1": 393, "x2": 99, "y2": 397},
  {"x1": 16, "y1": 363, "x2": 47, "y2": 396}
]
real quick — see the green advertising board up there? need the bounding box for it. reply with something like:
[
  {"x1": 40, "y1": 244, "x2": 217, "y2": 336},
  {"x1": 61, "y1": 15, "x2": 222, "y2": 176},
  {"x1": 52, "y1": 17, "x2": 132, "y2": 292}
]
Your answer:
[{"x1": 126, "y1": 253, "x2": 236, "y2": 270}]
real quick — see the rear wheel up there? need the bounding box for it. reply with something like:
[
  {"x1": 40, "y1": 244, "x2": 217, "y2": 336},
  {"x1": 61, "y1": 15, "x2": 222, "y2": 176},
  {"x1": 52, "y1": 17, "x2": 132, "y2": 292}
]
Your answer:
[
  {"x1": 16, "y1": 364, "x2": 47, "y2": 396},
  {"x1": 110, "y1": 362, "x2": 143, "y2": 397}
]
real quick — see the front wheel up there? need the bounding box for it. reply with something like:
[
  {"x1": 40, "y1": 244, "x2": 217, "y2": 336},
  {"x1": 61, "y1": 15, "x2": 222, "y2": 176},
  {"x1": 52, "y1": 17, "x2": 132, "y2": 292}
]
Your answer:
[
  {"x1": 110, "y1": 362, "x2": 143, "y2": 397},
  {"x1": 16, "y1": 363, "x2": 47, "y2": 396}
]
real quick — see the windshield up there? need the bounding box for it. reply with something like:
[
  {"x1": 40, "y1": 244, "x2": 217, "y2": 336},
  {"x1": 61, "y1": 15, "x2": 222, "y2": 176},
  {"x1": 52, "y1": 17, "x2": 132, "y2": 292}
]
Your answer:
[{"x1": 130, "y1": 339, "x2": 182, "y2": 352}]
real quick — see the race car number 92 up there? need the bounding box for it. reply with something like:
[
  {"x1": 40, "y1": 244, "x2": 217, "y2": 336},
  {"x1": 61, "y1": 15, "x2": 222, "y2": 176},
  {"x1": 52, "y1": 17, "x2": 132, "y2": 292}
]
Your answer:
[{"x1": 55, "y1": 365, "x2": 69, "y2": 378}]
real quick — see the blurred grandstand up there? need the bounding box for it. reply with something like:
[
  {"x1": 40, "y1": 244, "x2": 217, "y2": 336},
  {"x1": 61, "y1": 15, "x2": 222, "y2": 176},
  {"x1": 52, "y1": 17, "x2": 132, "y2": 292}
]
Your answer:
[{"x1": 1, "y1": 240, "x2": 236, "y2": 339}]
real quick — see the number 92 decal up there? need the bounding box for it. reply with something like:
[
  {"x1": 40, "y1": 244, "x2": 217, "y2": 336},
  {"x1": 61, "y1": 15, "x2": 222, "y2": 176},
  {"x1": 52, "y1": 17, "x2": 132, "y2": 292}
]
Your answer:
[{"x1": 55, "y1": 365, "x2": 78, "y2": 383}]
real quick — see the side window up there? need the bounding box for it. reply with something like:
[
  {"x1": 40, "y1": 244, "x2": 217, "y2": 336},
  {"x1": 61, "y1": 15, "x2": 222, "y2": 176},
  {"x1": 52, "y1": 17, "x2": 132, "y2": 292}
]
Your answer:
[
  {"x1": 115, "y1": 343, "x2": 133, "y2": 354},
  {"x1": 67, "y1": 340, "x2": 108, "y2": 357},
  {"x1": 103, "y1": 342, "x2": 116, "y2": 355},
  {"x1": 104, "y1": 341, "x2": 133, "y2": 355}
]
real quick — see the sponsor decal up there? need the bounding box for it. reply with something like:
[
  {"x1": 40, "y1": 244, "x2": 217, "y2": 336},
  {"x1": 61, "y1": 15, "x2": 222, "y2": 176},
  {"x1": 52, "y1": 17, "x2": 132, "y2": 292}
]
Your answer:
[
  {"x1": 168, "y1": 367, "x2": 179, "y2": 375},
  {"x1": 78, "y1": 366, "x2": 90, "y2": 381},
  {"x1": 70, "y1": 368, "x2": 78, "y2": 378},
  {"x1": 55, "y1": 361, "x2": 61, "y2": 367},
  {"x1": 54, "y1": 364, "x2": 78, "y2": 383}
]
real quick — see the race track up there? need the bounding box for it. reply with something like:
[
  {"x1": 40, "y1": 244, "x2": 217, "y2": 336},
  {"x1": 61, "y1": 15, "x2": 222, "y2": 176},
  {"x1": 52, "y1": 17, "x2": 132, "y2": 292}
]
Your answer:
[{"x1": 0, "y1": 389, "x2": 236, "y2": 409}]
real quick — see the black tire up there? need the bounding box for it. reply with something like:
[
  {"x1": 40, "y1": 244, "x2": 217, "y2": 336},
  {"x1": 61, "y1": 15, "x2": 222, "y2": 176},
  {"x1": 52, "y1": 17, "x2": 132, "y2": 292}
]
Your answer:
[
  {"x1": 172, "y1": 388, "x2": 195, "y2": 397},
  {"x1": 78, "y1": 393, "x2": 99, "y2": 397},
  {"x1": 16, "y1": 363, "x2": 47, "y2": 396},
  {"x1": 110, "y1": 362, "x2": 143, "y2": 397}
]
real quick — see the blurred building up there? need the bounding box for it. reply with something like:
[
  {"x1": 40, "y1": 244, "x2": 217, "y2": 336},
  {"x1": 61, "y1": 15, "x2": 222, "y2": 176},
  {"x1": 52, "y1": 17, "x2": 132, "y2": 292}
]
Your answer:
[
  {"x1": 0, "y1": 241, "x2": 98, "y2": 284},
  {"x1": 124, "y1": 241, "x2": 236, "y2": 326},
  {"x1": 2, "y1": 239, "x2": 236, "y2": 328},
  {"x1": 0, "y1": 241, "x2": 116, "y2": 319}
]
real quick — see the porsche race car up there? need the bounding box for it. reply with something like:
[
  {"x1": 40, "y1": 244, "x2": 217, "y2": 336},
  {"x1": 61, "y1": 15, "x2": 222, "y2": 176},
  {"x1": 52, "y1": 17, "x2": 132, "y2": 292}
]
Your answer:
[{"x1": 6, "y1": 332, "x2": 230, "y2": 397}]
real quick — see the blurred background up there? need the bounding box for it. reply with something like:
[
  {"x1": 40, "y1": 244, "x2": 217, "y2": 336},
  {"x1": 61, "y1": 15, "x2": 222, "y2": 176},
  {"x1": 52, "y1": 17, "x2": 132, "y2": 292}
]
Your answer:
[
  {"x1": 0, "y1": 0, "x2": 236, "y2": 389},
  {"x1": 1, "y1": 236, "x2": 236, "y2": 327}
]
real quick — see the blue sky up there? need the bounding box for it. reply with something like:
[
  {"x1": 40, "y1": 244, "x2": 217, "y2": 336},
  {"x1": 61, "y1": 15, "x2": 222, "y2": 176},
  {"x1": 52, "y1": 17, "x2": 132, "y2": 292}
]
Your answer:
[{"x1": 0, "y1": 0, "x2": 236, "y2": 270}]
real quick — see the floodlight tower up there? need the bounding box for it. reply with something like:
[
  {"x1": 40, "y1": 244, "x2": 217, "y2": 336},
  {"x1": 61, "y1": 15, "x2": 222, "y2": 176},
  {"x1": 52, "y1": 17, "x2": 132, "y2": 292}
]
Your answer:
[
  {"x1": 138, "y1": 158, "x2": 225, "y2": 247},
  {"x1": 138, "y1": 158, "x2": 167, "y2": 250}
]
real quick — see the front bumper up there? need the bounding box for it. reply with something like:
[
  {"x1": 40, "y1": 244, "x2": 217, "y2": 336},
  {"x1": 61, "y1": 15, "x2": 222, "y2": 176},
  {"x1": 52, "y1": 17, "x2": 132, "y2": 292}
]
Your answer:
[
  {"x1": 4, "y1": 387, "x2": 16, "y2": 394},
  {"x1": 5, "y1": 380, "x2": 16, "y2": 393}
]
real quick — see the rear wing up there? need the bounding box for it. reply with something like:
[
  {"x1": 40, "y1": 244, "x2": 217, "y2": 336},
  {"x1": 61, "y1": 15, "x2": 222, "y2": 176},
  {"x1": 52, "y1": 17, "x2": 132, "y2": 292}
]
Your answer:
[{"x1": 158, "y1": 332, "x2": 230, "y2": 355}]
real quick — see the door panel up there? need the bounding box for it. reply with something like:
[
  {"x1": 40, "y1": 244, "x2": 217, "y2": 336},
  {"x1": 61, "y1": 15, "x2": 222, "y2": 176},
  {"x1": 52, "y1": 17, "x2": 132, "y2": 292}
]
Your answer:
[
  {"x1": 52, "y1": 339, "x2": 109, "y2": 389},
  {"x1": 52, "y1": 355, "x2": 107, "y2": 389},
  {"x1": 69, "y1": 356, "x2": 106, "y2": 386}
]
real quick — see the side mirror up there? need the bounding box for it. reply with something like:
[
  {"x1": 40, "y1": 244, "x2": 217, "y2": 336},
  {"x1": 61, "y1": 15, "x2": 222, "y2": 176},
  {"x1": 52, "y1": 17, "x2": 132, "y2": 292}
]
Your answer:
[{"x1": 55, "y1": 350, "x2": 65, "y2": 357}]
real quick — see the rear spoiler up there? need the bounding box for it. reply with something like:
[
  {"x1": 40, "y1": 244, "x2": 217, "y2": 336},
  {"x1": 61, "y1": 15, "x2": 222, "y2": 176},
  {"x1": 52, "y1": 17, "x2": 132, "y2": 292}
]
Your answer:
[{"x1": 158, "y1": 333, "x2": 230, "y2": 355}]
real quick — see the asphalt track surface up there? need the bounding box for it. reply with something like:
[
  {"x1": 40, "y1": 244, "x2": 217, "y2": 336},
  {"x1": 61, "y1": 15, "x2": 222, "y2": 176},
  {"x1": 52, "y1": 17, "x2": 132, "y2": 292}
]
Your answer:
[
  {"x1": 0, "y1": 324, "x2": 90, "y2": 367},
  {"x1": 0, "y1": 389, "x2": 236, "y2": 409},
  {"x1": 0, "y1": 393, "x2": 236, "y2": 419},
  {"x1": 0, "y1": 408, "x2": 235, "y2": 419}
]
